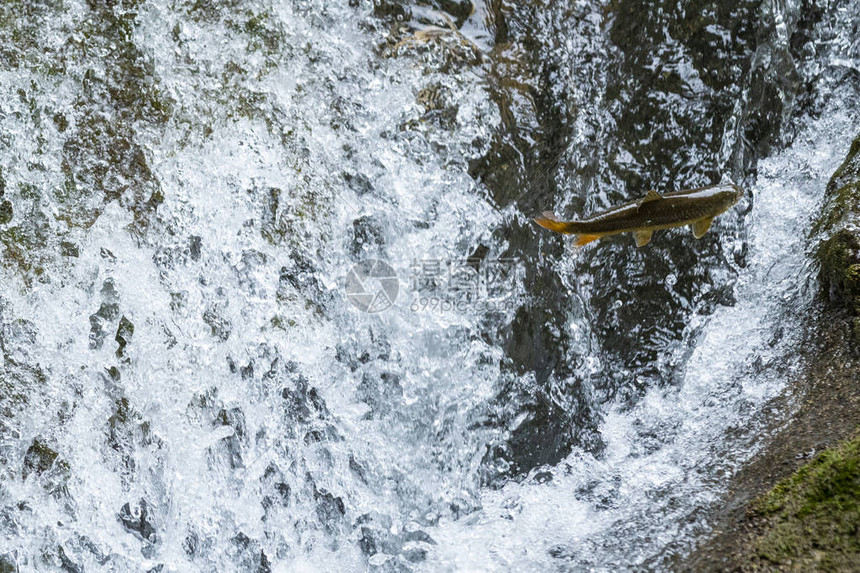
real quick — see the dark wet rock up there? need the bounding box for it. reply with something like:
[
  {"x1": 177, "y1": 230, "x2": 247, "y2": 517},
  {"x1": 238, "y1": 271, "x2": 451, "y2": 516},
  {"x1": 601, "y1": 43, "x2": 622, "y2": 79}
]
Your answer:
[
  {"x1": 375, "y1": 0, "x2": 483, "y2": 72},
  {"x1": 118, "y1": 499, "x2": 156, "y2": 544},
  {"x1": 189, "y1": 235, "x2": 202, "y2": 261},
  {"x1": 466, "y1": 243, "x2": 489, "y2": 273},
  {"x1": 0, "y1": 183, "x2": 52, "y2": 283},
  {"x1": 375, "y1": 0, "x2": 473, "y2": 28},
  {"x1": 282, "y1": 373, "x2": 329, "y2": 425},
  {"x1": 402, "y1": 547, "x2": 427, "y2": 563},
  {"x1": 234, "y1": 249, "x2": 269, "y2": 296},
  {"x1": 349, "y1": 453, "x2": 369, "y2": 483},
  {"x1": 89, "y1": 280, "x2": 120, "y2": 350},
  {"x1": 351, "y1": 214, "x2": 386, "y2": 257},
  {"x1": 239, "y1": 9, "x2": 286, "y2": 57},
  {"x1": 105, "y1": 365, "x2": 121, "y2": 383},
  {"x1": 415, "y1": 83, "x2": 458, "y2": 130},
  {"x1": 57, "y1": 545, "x2": 83, "y2": 573},
  {"x1": 359, "y1": 525, "x2": 402, "y2": 557},
  {"x1": 59, "y1": 241, "x2": 79, "y2": 258},
  {"x1": 314, "y1": 488, "x2": 346, "y2": 533},
  {"x1": 260, "y1": 187, "x2": 285, "y2": 245},
  {"x1": 0, "y1": 201, "x2": 11, "y2": 225},
  {"x1": 261, "y1": 464, "x2": 292, "y2": 514},
  {"x1": 152, "y1": 235, "x2": 207, "y2": 270},
  {"x1": 0, "y1": 555, "x2": 15, "y2": 573},
  {"x1": 107, "y1": 398, "x2": 139, "y2": 475},
  {"x1": 277, "y1": 252, "x2": 330, "y2": 307},
  {"x1": 229, "y1": 532, "x2": 272, "y2": 573},
  {"x1": 0, "y1": 312, "x2": 46, "y2": 420},
  {"x1": 22, "y1": 438, "x2": 59, "y2": 479},
  {"x1": 303, "y1": 424, "x2": 341, "y2": 444},
  {"x1": 373, "y1": 0, "x2": 410, "y2": 22},
  {"x1": 105, "y1": 397, "x2": 163, "y2": 489},
  {"x1": 49, "y1": 0, "x2": 171, "y2": 235},
  {"x1": 686, "y1": 326, "x2": 860, "y2": 571},
  {"x1": 356, "y1": 513, "x2": 401, "y2": 557},
  {"x1": 52, "y1": 112, "x2": 69, "y2": 132},
  {"x1": 1, "y1": 315, "x2": 38, "y2": 364},
  {"x1": 115, "y1": 315, "x2": 134, "y2": 358},
  {"x1": 403, "y1": 529, "x2": 435, "y2": 545},
  {"x1": 814, "y1": 134, "x2": 860, "y2": 344},
  {"x1": 183, "y1": 530, "x2": 199, "y2": 557},
  {"x1": 343, "y1": 171, "x2": 375, "y2": 196},
  {"x1": 214, "y1": 407, "x2": 247, "y2": 469},
  {"x1": 202, "y1": 306, "x2": 232, "y2": 341},
  {"x1": 358, "y1": 370, "x2": 404, "y2": 417}
]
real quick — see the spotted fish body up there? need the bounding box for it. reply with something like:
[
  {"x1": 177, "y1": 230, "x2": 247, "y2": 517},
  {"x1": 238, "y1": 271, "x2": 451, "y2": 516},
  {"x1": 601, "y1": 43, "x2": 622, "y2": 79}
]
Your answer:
[{"x1": 534, "y1": 183, "x2": 744, "y2": 247}]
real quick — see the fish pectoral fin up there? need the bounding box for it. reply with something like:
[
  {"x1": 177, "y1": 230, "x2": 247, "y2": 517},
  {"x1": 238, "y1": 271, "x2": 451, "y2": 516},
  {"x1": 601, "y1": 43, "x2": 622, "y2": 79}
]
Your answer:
[
  {"x1": 691, "y1": 216, "x2": 714, "y2": 239},
  {"x1": 573, "y1": 234, "x2": 601, "y2": 247},
  {"x1": 637, "y1": 190, "x2": 663, "y2": 210},
  {"x1": 633, "y1": 230, "x2": 653, "y2": 247}
]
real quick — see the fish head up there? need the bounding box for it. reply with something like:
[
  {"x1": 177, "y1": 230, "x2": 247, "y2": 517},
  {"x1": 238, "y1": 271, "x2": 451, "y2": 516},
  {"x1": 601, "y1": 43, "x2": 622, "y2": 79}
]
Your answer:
[
  {"x1": 712, "y1": 182, "x2": 745, "y2": 211},
  {"x1": 720, "y1": 183, "x2": 744, "y2": 205}
]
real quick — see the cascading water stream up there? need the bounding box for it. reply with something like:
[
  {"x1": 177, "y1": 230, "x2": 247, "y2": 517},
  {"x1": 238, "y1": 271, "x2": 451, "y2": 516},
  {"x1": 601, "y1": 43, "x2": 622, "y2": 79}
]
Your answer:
[{"x1": 0, "y1": 0, "x2": 858, "y2": 571}]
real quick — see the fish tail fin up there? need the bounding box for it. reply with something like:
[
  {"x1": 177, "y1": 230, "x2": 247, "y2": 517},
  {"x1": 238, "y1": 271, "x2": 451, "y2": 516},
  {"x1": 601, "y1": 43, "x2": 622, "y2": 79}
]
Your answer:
[
  {"x1": 535, "y1": 211, "x2": 600, "y2": 246},
  {"x1": 534, "y1": 211, "x2": 577, "y2": 234}
]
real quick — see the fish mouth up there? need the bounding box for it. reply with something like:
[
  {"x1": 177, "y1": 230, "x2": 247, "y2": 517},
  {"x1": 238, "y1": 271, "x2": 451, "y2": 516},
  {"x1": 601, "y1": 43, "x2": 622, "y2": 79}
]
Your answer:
[
  {"x1": 722, "y1": 183, "x2": 745, "y2": 206},
  {"x1": 730, "y1": 183, "x2": 745, "y2": 202}
]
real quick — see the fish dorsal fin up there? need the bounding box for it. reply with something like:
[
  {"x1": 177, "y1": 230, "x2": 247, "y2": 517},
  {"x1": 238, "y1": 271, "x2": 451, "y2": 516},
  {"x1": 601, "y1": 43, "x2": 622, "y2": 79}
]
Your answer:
[
  {"x1": 691, "y1": 216, "x2": 714, "y2": 239},
  {"x1": 637, "y1": 190, "x2": 663, "y2": 208},
  {"x1": 633, "y1": 230, "x2": 653, "y2": 247}
]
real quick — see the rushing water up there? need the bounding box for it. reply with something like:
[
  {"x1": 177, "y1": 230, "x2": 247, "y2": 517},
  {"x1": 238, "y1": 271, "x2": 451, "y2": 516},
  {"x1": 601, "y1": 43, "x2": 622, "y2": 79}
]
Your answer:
[{"x1": 1, "y1": 0, "x2": 859, "y2": 571}]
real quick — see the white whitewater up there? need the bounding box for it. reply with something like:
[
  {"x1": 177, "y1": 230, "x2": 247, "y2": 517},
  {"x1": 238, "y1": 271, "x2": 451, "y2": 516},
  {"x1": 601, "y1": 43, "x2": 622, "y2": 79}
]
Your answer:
[{"x1": 0, "y1": 0, "x2": 858, "y2": 571}]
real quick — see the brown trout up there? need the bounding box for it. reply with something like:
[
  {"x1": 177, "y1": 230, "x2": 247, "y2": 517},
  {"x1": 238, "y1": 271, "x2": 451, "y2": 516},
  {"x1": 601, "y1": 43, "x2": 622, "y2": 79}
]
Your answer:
[{"x1": 534, "y1": 183, "x2": 744, "y2": 247}]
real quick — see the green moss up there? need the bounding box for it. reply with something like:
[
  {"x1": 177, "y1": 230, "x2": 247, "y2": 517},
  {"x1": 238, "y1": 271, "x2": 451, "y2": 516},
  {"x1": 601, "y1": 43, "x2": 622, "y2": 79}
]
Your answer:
[
  {"x1": 748, "y1": 433, "x2": 860, "y2": 570},
  {"x1": 0, "y1": 200, "x2": 11, "y2": 225},
  {"x1": 830, "y1": 136, "x2": 860, "y2": 189},
  {"x1": 812, "y1": 180, "x2": 860, "y2": 237},
  {"x1": 814, "y1": 134, "x2": 860, "y2": 341},
  {"x1": 22, "y1": 438, "x2": 58, "y2": 479},
  {"x1": 812, "y1": 133, "x2": 860, "y2": 235},
  {"x1": 817, "y1": 229, "x2": 860, "y2": 312}
]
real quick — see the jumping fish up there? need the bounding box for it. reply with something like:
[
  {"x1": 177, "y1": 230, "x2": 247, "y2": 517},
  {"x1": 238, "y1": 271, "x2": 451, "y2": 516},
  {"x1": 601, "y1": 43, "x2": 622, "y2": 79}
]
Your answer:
[{"x1": 534, "y1": 183, "x2": 744, "y2": 247}]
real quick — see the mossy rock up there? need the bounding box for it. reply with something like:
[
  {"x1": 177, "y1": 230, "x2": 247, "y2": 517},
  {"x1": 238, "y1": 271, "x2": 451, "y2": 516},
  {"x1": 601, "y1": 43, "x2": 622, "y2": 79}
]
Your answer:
[
  {"x1": 813, "y1": 134, "x2": 860, "y2": 236},
  {"x1": 814, "y1": 134, "x2": 860, "y2": 341},
  {"x1": 746, "y1": 433, "x2": 860, "y2": 571}
]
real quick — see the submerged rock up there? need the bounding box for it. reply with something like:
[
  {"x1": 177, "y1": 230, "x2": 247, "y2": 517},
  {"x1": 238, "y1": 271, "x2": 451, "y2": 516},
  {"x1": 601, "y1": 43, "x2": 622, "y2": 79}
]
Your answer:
[
  {"x1": 117, "y1": 499, "x2": 157, "y2": 544},
  {"x1": 22, "y1": 438, "x2": 60, "y2": 479}
]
